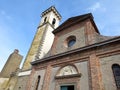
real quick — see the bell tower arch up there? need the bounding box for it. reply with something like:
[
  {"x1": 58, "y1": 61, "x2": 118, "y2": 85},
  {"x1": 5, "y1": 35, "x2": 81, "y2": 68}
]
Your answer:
[{"x1": 40, "y1": 6, "x2": 61, "y2": 28}]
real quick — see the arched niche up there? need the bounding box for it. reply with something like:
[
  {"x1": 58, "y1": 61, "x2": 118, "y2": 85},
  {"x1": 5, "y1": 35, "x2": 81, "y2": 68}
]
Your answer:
[{"x1": 55, "y1": 65, "x2": 81, "y2": 79}]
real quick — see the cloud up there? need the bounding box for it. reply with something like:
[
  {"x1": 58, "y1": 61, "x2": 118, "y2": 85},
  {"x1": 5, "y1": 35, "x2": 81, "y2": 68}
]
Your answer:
[
  {"x1": 87, "y1": 2, "x2": 106, "y2": 12},
  {"x1": 89, "y1": 2, "x2": 100, "y2": 11},
  {"x1": 0, "y1": 9, "x2": 12, "y2": 20}
]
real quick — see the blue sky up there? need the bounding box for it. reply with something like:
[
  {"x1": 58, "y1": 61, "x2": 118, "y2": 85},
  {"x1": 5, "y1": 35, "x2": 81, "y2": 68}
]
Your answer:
[{"x1": 0, "y1": 0, "x2": 120, "y2": 71}]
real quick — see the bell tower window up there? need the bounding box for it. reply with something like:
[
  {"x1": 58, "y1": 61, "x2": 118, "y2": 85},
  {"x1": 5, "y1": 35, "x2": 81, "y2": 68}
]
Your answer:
[
  {"x1": 52, "y1": 18, "x2": 56, "y2": 26},
  {"x1": 44, "y1": 17, "x2": 47, "y2": 23},
  {"x1": 112, "y1": 64, "x2": 120, "y2": 89}
]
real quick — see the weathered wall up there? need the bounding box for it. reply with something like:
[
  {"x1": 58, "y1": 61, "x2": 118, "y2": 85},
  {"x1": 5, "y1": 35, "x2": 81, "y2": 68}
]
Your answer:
[
  {"x1": 100, "y1": 54, "x2": 120, "y2": 90},
  {"x1": 75, "y1": 61, "x2": 89, "y2": 90},
  {"x1": 49, "y1": 67, "x2": 59, "y2": 90},
  {"x1": 48, "y1": 61, "x2": 89, "y2": 90},
  {"x1": 0, "y1": 78, "x2": 9, "y2": 90},
  {"x1": 85, "y1": 20, "x2": 98, "y2": 45},
  {"x1": 5, "y1": 75, "x2": 18, "y2": 90},
  {"x1": 51, "y1": 26, "x2": 86, "y2": 55},
  {"x1": 22, "y1": 26, "x2": 45, "y2": 70},
  {"x1": 30, "y1": 69, "x2": 46, "y2": 90},
  {"x1": 13, "y1": 75, "x2": 29, "y2": 90},
  {"x1": 38, "y1": 24, "x2": 54, "y2": 59},
  {"x1": 0, "y1": 50, "x2": 23, "y2": 78}
]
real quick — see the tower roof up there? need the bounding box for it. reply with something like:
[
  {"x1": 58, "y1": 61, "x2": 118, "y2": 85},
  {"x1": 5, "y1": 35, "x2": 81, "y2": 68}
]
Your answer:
[{"x1": 41, "y1": 6, "x2": 62, "y2": 20}]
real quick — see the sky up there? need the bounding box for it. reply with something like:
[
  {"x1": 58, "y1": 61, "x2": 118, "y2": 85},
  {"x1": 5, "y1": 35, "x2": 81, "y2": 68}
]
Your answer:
[{"x1": 0, "y1": 0, "x2": 120, "y2": 71}]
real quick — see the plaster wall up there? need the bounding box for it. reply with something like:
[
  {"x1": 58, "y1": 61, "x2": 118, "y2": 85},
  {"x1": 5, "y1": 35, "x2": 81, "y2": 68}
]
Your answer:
[
  {"x1": 49, "y1": 67, "x2": 59, "y2": 90},
  {"x1": 49, "y1": 11, "x2": 59, "y2": 28},
  {"x1": 75, "y1": 61, "x2": 89, "y2": 90},
  {"x1": 39, "y1": 25, "x2": 54, "y2": 59},
  {"x1": 31, "y1": 69, "x2": 46, "y2": 90},
  {"x1": 100, "y1": 54, "x2": 120, "y2": 90},
  {"x1": 53, "y1": 26, "x2": 85, "y2": 55},
  {"x1": 13, "y1": 75, "x2": 29, "y2": 90},
  {"x1": 40, "y1": 11, "x2": 59, "y2": 28}
]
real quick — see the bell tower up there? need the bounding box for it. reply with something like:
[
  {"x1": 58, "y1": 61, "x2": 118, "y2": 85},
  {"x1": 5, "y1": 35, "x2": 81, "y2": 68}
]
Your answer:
[{"x1": 22, "y1": 6, "x2": 61, "y2": 71}]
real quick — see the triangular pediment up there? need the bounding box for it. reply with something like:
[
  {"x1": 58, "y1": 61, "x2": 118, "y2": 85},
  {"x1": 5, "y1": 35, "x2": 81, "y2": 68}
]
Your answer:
[{"x1": 53, "y1": 13, "x2": 99, "y2": 34}]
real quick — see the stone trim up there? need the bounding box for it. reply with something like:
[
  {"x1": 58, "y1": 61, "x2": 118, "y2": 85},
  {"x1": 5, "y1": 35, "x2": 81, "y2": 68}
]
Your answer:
[
  {"x1": 55, "y1": 77, "x2": 80, "y2": 90},
  {"x1": 55, "y1": 74, "x2": 81, "y2": 79},
  {"x1": 18, "y1": 70, "x2": 31, "y2": 76}
]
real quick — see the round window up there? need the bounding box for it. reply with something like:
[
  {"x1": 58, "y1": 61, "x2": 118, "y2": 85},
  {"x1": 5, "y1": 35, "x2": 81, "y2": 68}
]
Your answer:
[{"x1": 65, "y1": 36, "x2": 76, "y2": 47}]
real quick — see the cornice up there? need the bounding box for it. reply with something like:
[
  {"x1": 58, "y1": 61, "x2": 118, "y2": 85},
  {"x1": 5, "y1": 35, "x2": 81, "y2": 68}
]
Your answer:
[
  {"x1": 41, "y1": 6, "x2": 62, "y2": 20},
  {"x1": 31, "y1": 36, "x2": 120, "y2": 65}
]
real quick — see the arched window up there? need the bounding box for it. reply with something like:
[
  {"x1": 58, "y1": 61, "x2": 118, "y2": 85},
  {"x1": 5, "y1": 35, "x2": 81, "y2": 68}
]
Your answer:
[
  {"x1": 112, "y1": 64, "x2": 120, "y2": 89},
  {"x1": 35, "y1": 75, "x2": 41, "y2": 90},
  {"x1": 44, "y1": 17, "x2": 47, "y2": 23},
  {"x1": 52, "y1": 18, "x2": 56, "y2": 26}
]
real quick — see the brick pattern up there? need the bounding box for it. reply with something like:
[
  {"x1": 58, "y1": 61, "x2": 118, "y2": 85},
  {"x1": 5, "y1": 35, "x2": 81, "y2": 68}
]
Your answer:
[
  {"x1": 89, "y1": 53, "x2": 103, "y2": 90},
  {"x1": 42, "y1": 65, "x2": 52, "y2": 90},
  {"x1": 85, "y1": 20, "x2": 96, "y2": 45}
]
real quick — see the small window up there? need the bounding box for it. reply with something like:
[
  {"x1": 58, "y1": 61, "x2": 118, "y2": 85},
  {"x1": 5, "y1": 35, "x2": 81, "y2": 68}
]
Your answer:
[
  {"x1": 52, "y1": 18, "x2": 56, "y2": 26},
  {"x1": 112, "y1": 64, "x2": 120, "y2": 89},
  {"x1": 35, "y1": 75, "x2": 41, "y2": 90}
]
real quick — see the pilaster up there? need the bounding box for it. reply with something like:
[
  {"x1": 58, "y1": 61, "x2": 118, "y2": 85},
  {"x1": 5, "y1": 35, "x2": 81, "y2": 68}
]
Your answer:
[
  {"x1": 42, "y1": 65, "x2": 52, "y2": 90},
  {"x1": 89, "y1": 52, "x2": 103, "y2": 90}
]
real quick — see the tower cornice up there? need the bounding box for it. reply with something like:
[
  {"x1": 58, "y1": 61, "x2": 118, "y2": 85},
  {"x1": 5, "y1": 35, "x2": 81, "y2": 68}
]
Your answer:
[{"x1": 41, "y1": 6, "x2": 62, "y2": 20}]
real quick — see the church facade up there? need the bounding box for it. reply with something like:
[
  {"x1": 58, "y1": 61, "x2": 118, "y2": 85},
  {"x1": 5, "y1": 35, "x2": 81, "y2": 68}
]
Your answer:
[{"x1": 0, "y1": 6, "x2": 120, "y2": 90}]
